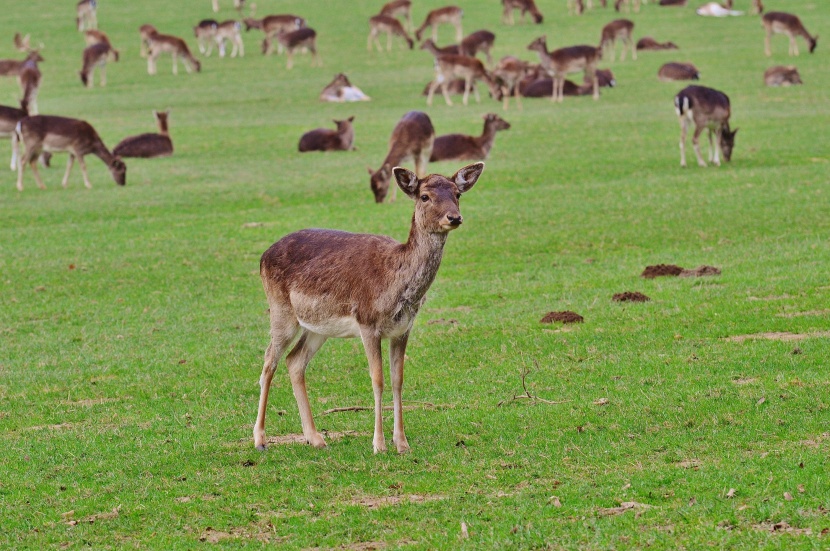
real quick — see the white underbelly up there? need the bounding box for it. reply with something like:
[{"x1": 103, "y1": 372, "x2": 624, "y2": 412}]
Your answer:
[{"x1": 298, "y1": 316, "x2": 362, "y2": 338}]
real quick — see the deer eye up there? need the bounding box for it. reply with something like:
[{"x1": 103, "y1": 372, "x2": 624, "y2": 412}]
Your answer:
[{"x1": 420, "y1": 194, "x2": 429, "y2": 202}]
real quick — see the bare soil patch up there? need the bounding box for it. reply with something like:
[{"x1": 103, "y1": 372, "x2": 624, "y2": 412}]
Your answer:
[
  {"x1": 641, "y1": 264, "x2": 683, "y2": 279},
  {"x1": 679, "y1": 265, "x2": 721, "y2": 277},
  {"x1": 348, "y1": 494, "x2": 445, "y2": 509},
  {"x1": 597, "y1": 501, "x2": 651, "y2": 517},
  {"x1": 777, "y1": 309, "x2": 830, "y2": 318},
  {"x1": 755, "y1": 521, "x2": 813, "y2": 535},
  {"x1": 263, "y1": 430, "x2": 367, "y2": 446},
  {"x1": 724, "y1": 331, "x2": 830, "y2": 343},
  {"x1": 612, "y1": 291, "x2": 650, "y2": 302},
  {"x1": 540, "y1": 311, "x2": 584, "y2": 324}
]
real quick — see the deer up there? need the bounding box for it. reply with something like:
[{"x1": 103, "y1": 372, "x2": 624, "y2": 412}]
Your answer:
[
  {"x1": 415, "y1": 6, "x2": 464, "y2": 43},
  {"x1": 268, "y1": 28, "x2": 320, "y2": 69},
  {"x1": 600, "y1": 19, "x2": 637, "y2": 61},
  {"x1": 502, "y1": 0, "x2": 544, "y2": 24},
  {"x1": 430, "y1": 113, "x2": 510, "y2": 162},
  {"x1": 258, "y1": 17, "x2": 308, "y2": 55},
  {"x1": 368, "y1": 15, "x2": 414, "y2": 51},
  {"x1": 212, "y1": 0, "x2": 245, "y2": 13},
  {"x1": 751, "y1": 0, "x2": 763, "y2": 15},
  {"x1": 674, "y1": 85, "x2": 737, "y2": 168},
  {"x1": 76, "y1": 0, "x2": 97, "y2": 31},
  {"x1": 139, "y1": 24, "x2": 158, "y2": 58},
  {"x1": 696, "y1": 2, "x2": 743, "y2": 16},
  {"x1": 492, "y1": 55, "x2": 530, "y2": 110},
  {"x1": 17, "y1": 54, "x2": 42, "y2": 115},
  {"x1": 369, "y1": 111, "x2": 434, "y2": 203},
  {"x1": 614, "y1": 0, "x2": 641, "y2": 13},
  {"x1": 459, "y1": 30, "x2": 496, "y2": 65},
  {"x1": 255, "y1": 160, "x2": 484, "y2": 454},
  {"x1": 380, "y1": 0, "x2": 413, "y2": 32},
  {"x1": 144, "y1": 28, "x2": 202, "y2": 75},
  {"x1": 80, "y1": 42, "x2": 119, "y2": 88},
  {"x1": 527, "y1": 36, "x2": 600, "y2": 102},
  {"x1": 636, "y1": 36, "x2": 678, "y2": 50},
  {"x1": 763, "y1": 65, "x2": 802, "y2": 86},
  {"x1": 214, "y1": 20, "x2": 245, "y2": 57},
  {"x1": 194, "y1": 20, "x2": 219, "y2": 55},
  {"x1": 112, "y1": 110, "x2": 173, "y2": 158},
  {"x1": 14, "y1": 115, "x2": 126, "y2": 190},
  {"x1": 658, "y1": 0, "x2": 686, "y2": 5},
  {"x1": 298, "y1": 116, "x2": 355, "y2": 152},
  {"x1": 319, "y1": 73, "x2": 371, "y2": 102},
  {"x1": 658, "y1": 62, "x2": 700, "y2": 81},
  {"x1": 0, "y1": 51, "x2": 44, "y2": 79},
  {"x1": 763, "y1": 12, "x2": 817, "y2": 57},
  {"x1": 427, "y1": 54, "x2": 502, "y2": 107},
  {"x1": 83, "y1": 29, "x2": 111, "y2": 47},
  {"x1": 420, "y1": 39, "x2": 460, "y2": 58}
]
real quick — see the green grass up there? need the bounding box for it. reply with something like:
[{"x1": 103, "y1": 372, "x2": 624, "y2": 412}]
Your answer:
[{"x1": 1, "y1": 0, "x2": 829, "y2": 548}]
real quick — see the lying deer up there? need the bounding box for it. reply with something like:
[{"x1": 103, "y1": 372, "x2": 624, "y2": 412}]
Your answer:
[
  {"x1": 502, "y1": 0, "x2": 544, "y2": 24},
  {"x1": 76, "y1": 0, "x2": 97, "y2": 31},
  {"x1": 194, "y1": 19, "x2": 219, "y2": 55},
  {"x1": 696, "y1": 2, "x2": 743, "y2": 17},
  {"x1": 319, "y1": 73, "x2": 371, "y2": 102},
  {"x1": 380, "y1": 0, "x2": 413, "y2": 32},
  {"x1": 272, "y1": 28, "x2": 320, "y2": 69},
  {"x1": 674, "y1": 85, "x2": 737, "y2": 167},
  {"x1": 369, "y1": 111, "x2": 434, "y2": 203},
  {"x1": 763, "y1": 65, "x2": 802, "y2": 86},
  {"x1": 298, "y1": 116, "x2": 355, "y2": 152},
  {"x1": 80, "y1": 42, "x2": 119, "y2": 87},
  {"x1": 415, "y1": 6, "x2": 464, "y2": 43},
  {"x1": 368, "y1": 15, "x2": 414, "y2": 51},
  {"x1": 426, "y1": 54, "x2": 502, "y2": 107},
  {"x1": 215, "y1": 20, "x2": 245, "y2": 57},
  {"x1": 763, "y1": 12, "x2": 818, "y2": 57},
  {"x1": 255, "y1": 161, "x2": 484, "y2": 453},
  {"x1": 636, "y1": 36, "x2": 678, "y2": 50},
  {"x1": 144, "y1": 28, "x2": 202, "y2": 75},
  {"x1": 658, "y1": 62, "x2": 700, "y2": 81},
  {"x1": 460, "y1": 30, "x2": 496, "y2": 65},
  {"x1": 15, "y1": 115, "x2": 126, "y2": 190},
  {"x1": 430, "y1": 113, "x2": 510, "y2": 162},
  {"x1": 659, "y1": 0, "x2": 686, "y2": 4},
  {"x1": 600, "y1": 19, "x2": 637, "y2": 61},
  {"x1": 527, "y1": 36, "x2": 600, "y2": 102},
  {"x1": 113, "y1": 110, "x2": 173, "y2": 158}
]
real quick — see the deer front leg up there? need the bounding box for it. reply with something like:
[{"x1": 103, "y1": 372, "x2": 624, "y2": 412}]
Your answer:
[
  {"x1": 389, "y1": 333, "x2": 410, "y2": 453},
  {"x1": 147, "y1": 53, "x2": 157, "y2": 75},
  {"x1": 100, "y1": 64, "x2": 107, "y2": 87},
  {"x1": 285, "y1": 331, "x2": 328, "y2": 448},
  {"x1": 61, "y1": 154, "x2": 75, "y2": 188},
  {"x1": 455, "y1": 23, "x2": 463, "y2": 43},
  {"x1": 712, "y1": 129, "x2": 722, "y2": 166},
  {"x1": 360, "y1": 328, "x2": 386, "y2": 453},
  {"x1": 386, "y1": 32, "x2": 392, "y2": 52},
  {"x1": 77, "y1": 155, "x2": 93, "y2": 188},
  {"x1": 440, "y1": 80, "x2": 454, "y2": 106}
]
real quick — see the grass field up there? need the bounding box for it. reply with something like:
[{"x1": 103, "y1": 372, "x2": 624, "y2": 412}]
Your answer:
[{"x1": 1, "y1": 0, "x2": 829, "y2": 548}]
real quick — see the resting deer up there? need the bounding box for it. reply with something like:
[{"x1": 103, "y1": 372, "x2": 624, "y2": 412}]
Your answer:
[
  {"x1": 658, "y1": 62, "x2": 700, "y2": 81},
  {"x1": 15, "y1": 115, "x2": 126, "y2": 190},
  {"x1": 380, "y1": 0, "x2": 413, "y2": 32},
  {"x1": 659, "y1": 0, "x2": 686, "y2": 5},
  {"x1": 502, "y1": 0, "x2": 544, "y2": 24},
  {"x1": 84, "y1": 29, "x2": 111, "y2": 47},
  {"x1": 415, "y1": 6, "x2": 464, "y2": 43},
  {"x1": 113, "y1": 110, "x2": 173, "y2": 158},
  {"x1": 459, "y1": 30, "x2": 496, "y2": 65},
  {"x1": 80, "y1": 42, "x2": 119, "y2": 87},
  {"x1": 369, "y1": 111, "x2": 434, "y2": 203},
  {"x1": 492, "y1": 55, "x2": 530, "y2": 110},
  {"x1": 255, "y1": 161, "x2": 484, "y2": 453},
  {"x1": 696, "y1": 2, "x2": 743, "y2": 16},
  {"x1": 674, "y1": 85, "x2": 737, "y2": 168},
  {"x1": 76, "y1": 0, "x2": 97, "y2": 31},
  {"x1": 144, "y1": 28, "x2": 202, "y2": 75},
  {"x1": 600, "y1": 19, "x2": 636, "y2": 61},
  {"x1": 215, "y1": 20, "x2": 245, "y2": 57},
  {"x1": 368, "y1": 15, "x2": 414, "y2": 51},
  {"x1": 268, "y1": 28, "x2": 320, "y2": 69},
  {"x1": 763, "y1": 12, "x2": 817, "y2": 57},
  {"x1": 298, "y1": 116, "x2": 355, "y2": 152},
  {"x1": 764, "y1": 65, "x2": 802, "y2": 86},
  {"x1": 637, "y1": 36, "x2": 678, "y2": 50},
  {"x1": 427, "y1": 54, "x2": 502, "y2": 107},
  {"x1": 420, "y1": 39, "x2": 460, "y2": 58},
  {"x1": 319, "y1": 73, "x2": 371, "y2": 102},
  {"x1": 527, "y1": 36, "x2": 600, "y2": 102},
  {"x1": 430, "y1": 113, "x2": 510, "y2": 162},
  {"x1": 194, "y1": 20, "x2": 219, "y2": 55}
]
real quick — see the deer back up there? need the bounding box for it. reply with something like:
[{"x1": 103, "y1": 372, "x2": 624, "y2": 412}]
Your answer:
[
  {"x1": 658, "y1": 62, "x2": 699, "y2": 81},
  {"x1": 370, "y1": 111, "x2": 435, "y2": 202}
]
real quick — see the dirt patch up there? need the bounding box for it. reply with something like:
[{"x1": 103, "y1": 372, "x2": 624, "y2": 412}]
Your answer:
[
  {"x1": 676, "y1": 459, "x2": 702, "y2": 470},
  {"x1": 777, "y1": 309, "x2": 830, "y2": 318},
  {"x1": 540, "y1": 311, "x2": 584, "y2": 324},
  {"x1": 349, "y1": 494, "x2": 445, "y2": 509},
  {"x1": 641, "y1": 264, "x2": 684, "y2": 279},
  {"x1": 612, "y1": 292, "x2": 650, "y2": 302},
  {"x1": 755, "y1": 521, "x2": 813, "y2": 536},
  {"x1": 732, "y1": 377, "x2": 759, "y2": 385},
  {"x1": 597, "y1": 501, "x2": 651, "y2": 517},
  {"x1": 724, "y1": 331, "x2": 830, "y2": 343},
  {"x1": 427, "y1": 318, "x2": 458, "y2": 325},
  {"x1": 263, "y1": 430, "x2": 367, "y2": 446},
  {"x1": 679, "y1": 265, "x2": 721, "y2": 277}
]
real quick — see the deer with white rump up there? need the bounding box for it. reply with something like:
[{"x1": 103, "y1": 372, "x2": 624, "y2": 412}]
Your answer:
[
  {"x1": 255, "y1": 161, "x2": 484, "y2": 453},
  {"x1": 369, "y1": 111, "x2": 435, "y2": 203},
  {"x1": 674, "y1": 85, "x2": 737, "y2": 168},
  {"x1": 527, "y1": 36, "x2": 600, "y2": 102}
]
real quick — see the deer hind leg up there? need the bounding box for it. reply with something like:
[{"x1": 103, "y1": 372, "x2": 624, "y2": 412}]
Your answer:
[
  {"x1": 253, "y1": 318, "x2": 301, "y2": 450},
  {"x1": 590, "y1": 69, "x2": 599, "y2": 100},
  {"x1": 285, "y1": 330, "x2": 328, "y2": 448},
  {"x1": 100, "y1": 63, "x2": 107, "y2": 86},
  {"x1": 692, "y1": 125, "x2": 707, "y2": 167},
  {"x1": 360, "y1": 328, "x2": 386, "y2": 453},
  {"x1": 389, "y1": 333, "x2": 411, "y2": 453},
  {"x1": 386, "y1": 31, "x2": 393, "y2": 51},
  {"x1": 172, "y1": 52, "x2": 180, "y2": 75},
  {"x1": 61, "y1": 154, "x2": 75, "y2": 188},
  {"x1": 426, "y1": 79, "x2": 441, "y2": 106},
  {"x1": 631, "y1": 36, "x2": 637, "y2": 60},
  {"x1": 711, "y1": 128, "x2": 722, "y2": 166},
  {"x1": 679, "y1": 115, "x2": 689, "y2": 167},
  {"x1": 28, "y1": 156, "x2": 46, "y2": 190},
  {"x1": 236, "y1": 37, "x2": 244, "y2": 57}
]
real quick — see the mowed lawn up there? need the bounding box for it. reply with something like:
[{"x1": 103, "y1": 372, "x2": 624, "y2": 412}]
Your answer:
[{"x1": 1, "y1": 0, "x2": 829, "y2": 548}]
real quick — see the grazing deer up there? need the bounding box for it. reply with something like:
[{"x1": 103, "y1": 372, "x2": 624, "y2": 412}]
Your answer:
[
  {"x1": 139, "y1": 24, "x2": 157, "y2": 58},
  {"x1": 368, "y1": 15, "x2": 414, "y2": 51},
  {"x1": 427, "y1": 55, "x2": 502, "y2": 107},
  {"x1": 0, "y1": 51, "x2": 44, "y2": 78},
  {"x1": 319, "y1": 73, "x2": 371, "y2": 102},
  {"x1": 80, "y1": 42, "x2": 119, "y2": 87},
  {"x1": 459, "y1": 30, "x2": 496, "y2": 65},
  {"x1": 763, "y1": 65, "x2": 802, "y2": 86},
  {"x1": 763, "y1": 12, "x2": 817, "y2": 57},
  {"x1": 430, "y1": 113, "x2": 510, "y2": 162},
  {"x1": 527, "y1": 36, "x2": 600, "y2": 102},
  {"x1": 369, "y1": 111, "x2": 434, "y2": 203},
  {"x1": 502, "y1": 0, "x2": 543, "y2": 24},
  {"x1": 113, "y1": 110, "x2": 173, "y2": 158},
  {"x1": 298, "y1": 116, "x2": 355, "y2": 152},
  {"x1": 600, "y1": 19, "x2": 636, "y2": 61},
  {"x1": 658, "y1": 62, "x2": 700, "y2": 81},
  {"x1": 492, "y1": 55, "x2": 530, "y2": 110},
  {"x1": 77, "y1": 0, "x2": 97, "y2": 31},
  {"x1": 14, "y1": 115, "x2": 126, "y2": 190},
  {"x1": 751, "y1": 0, "x2": 763, "y2": 15},
  {"x1": 420, "y1": 39, "x2": 460, "y2": 58},
  {"x1": 145, "y1": 29, "x2": 202, "y2": 75},
  {"x1": 614, "y1": 0, "x2": 641, "y2": 13},
  {"x1": 636, "y1": 36, "x2": 678, "y2": 50},
  {"x1": 422, "y1": 78, "x2": 477, "y2": 98},
  {"x1": 84, "y1": 29, "x2": 111, "y2": 47},
  {"x1": 194, "y1": 20, "x2": 219, "y2": 55},
  {"x1": 268, "y1": 28, "x2": 320, "y2": 69},
  {"x1": 215, "y1": 20, "x2": 245, "y2": 57},
  {"x1": 380, "y1": 0, "x2": 413, "y2": 32},
  {"x1": 674, "y1": 85, "x2": 737, "y2": 167},
  {"x1": 255, "y1": 161, "x2": 484, "y2": 453},
  {"x1": 415, "y1": 6, "x2": 464, "y2": 43}
]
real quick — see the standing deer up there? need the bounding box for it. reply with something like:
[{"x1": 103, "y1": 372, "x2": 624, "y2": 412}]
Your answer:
[
  {"x1": 658, "y1": 62, "x2": 699, "y2": 81},
  {"x1": 212, "y1": 0, "x2": 245, "y2": 13},
  {"x1": 76, "y1": 0, "x2": 97, "y2": 31},
  {"x1": 215, "y1": 20, "x2": 245, "y2": 57},
  {"x1": 255, "y1": 161, "x2": 484, "y2": 453},
  {"x1": 83, "y1": 29, "x2": 111, "y2": 46},
  {"x1": 426, "y1": 54, "x2": 502, "y2": 107},
  {"x1": 430, "y1": 113, "x2": 510, "y2": 162},
  {"x1": 80, "y1": 42, "x2": 119, "y2": 87},
  {"x1": 459, "y1": 30, "x2": 496, "y2": 65},
  {"x1": 139, "y1": 24, "x2": 157, "y2": 58},
  {"x1": 600, "y1": 19, "x2": 636, "y2": 61},
  {"x1": 144, "y1": 28, "x2": 202, "y2": 75},
  {"x1": 527, "y1": 36, "x2": 600, "y2": 102},
  {"x1": 257, "y1": 16, "x2": 307, "y2": 55},
  {"x1": 14, "y1": 115, "x2": 126, "y2": 190},
  {"x1": 269, "y1": 28, "x2": 320, "y2": 69},
  {"x1": 502, "y1": 0, "x2": 544, "y2": 24},
  {"x1": 492, "y1": 55, "x2": 530, "y2": 110},
  {"x1": 380, "y1": 0, "x2": 413, "y2": 32},
  {"x1": 369, "y1": 111, "x2": 435, "y2": 203},
  {"x1": 420, "y1": 39, "x2": 460, "y2": 58},
  {"x1": 763, "y1": 65, "x2": 802, "y2": 86},
  {"x1": 763, "y1": 12, "x2": 818, "y2": 56},
  {"x1": 636, "y1": 36, "x2": 678, "y2": 50},
  {"x1": 113, "y1": 110, "x2": 173, "y2": 158},
  {"x1": 298, "y1": 116, "x2": 355, "y2": 152},
  {"x1": 674, "y1": 85, "x2": 737, "y2": 168},
  {"x1": 368, "y1": 15, "x2": 414, "y2": 51},
  {"x1": 415, "y1": 6, "x2": 464, "y2": 43},
  {"x1": 194, "y1": 20, "x2": 219, "y2": 55},
  {"x1": 319, "y1": 73, "x2": 371, "y2": 102}
]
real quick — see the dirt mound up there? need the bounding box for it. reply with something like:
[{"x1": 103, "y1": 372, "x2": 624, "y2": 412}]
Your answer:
[
  {"x1": 679, "y1": 265, "x2": 721, "y2": 277},
  {"x1": 612, "y1": 291, "x2": 651, "y2": 302},
  {"x1": 641, "y1": 264, "x2": 684, "y2": 278},
  {"x1": 540, "y1": 311, "x2": 584, "y2": 324}
]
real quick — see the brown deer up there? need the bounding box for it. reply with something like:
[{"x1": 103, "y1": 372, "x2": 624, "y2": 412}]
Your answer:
[
  {"x1": 144, "y1": 29, "x2": 202, "y2": 75},
  {"x1": 751, "y1": 0, "x2": 763, "y2": 15},
  {"x1": 430, "y1": 113, "x2": 510, "y2": 162},
  {"x1": 0, "y1": 51, "x2": 44, "y2": 78},
  {"x1": 492, "y1": 55, "x2": 530, "y2": 110},
  {"x1": 420, "y1": 39, "x2": 460, "y2": 58},
  {"x1": 415, "y1": 6, "x2": 464, "y2": 43},
  {"x1": 380, "y1": 0, "x2": 413, "y2": 32},
  {"x1": 674, "y1": 85, "x2": 737, "y2": 167},
  {"x1": 258, "y1": 16, "x2": 308, "y2": 54},
  {"x1": 17, "y1": 54, "x2": 42, "y2": 115},
  {"x1": 368, "y1": 15, "x2": 414, "y2": 51},
  {"x1": 763, "y1": 12, "x2": 817, "y2": 57},
  {"x1": 527, "y1": 36, "x2": 600, "y2": 102},
  {"x1": 194, "y1": 20, "x2": 219, "y2": 56},
  {"x1": 459, "y1": 30, "x2": 496, "y2": 65},
  {"x1": 636, "y1": 36, "x2": 678, "y2": 50},
  {"x1": 76, "y1": 0, "x2": 97, "y2": 31},
  {"x1": 255, "y1": 161, "x2": 484, "y2": 453},
  {"x1": 15, "y1": 115, "x2": 126, "y2": 190},
  {"x1": 269, "y1": 28, "x2": 320, "y2": 69},
  {"x1": 614, "y1": 0, "x2": 641, "y2": 13},
  {"x1": 369, "y1": 111, "x2": 434, "y2": 203},
  {"x1": 83, "y1": 29, "x2": 111, "y2": 47},
  {"x1": 421, "y1": 78, "x2": 477, "y2": 97},
  {"x1": 298, "y1": 116, "x2": 355, "y2": 152},
  {"x1": 502, "y1": 0, "x2": 544, "y2": 24},
  {"x1": 426, "y1": 54, "x2": 502, "y2": 107},
  {"x1": 139, "y1": 24, "x2": 158, "y2": 58},
  {"x1": 80, "y1": 42, "x2": 119, "y2": 87},
  {"x1": 319, "y1": 73, "x2": 371, "y2": 102},
  {"x1": 658, "y1": 62, "x2": 700, "y2": 81},
  {"x1": 659, "y1": 0, "x2": 686, "y2": 5},
  {"x1": 763, "y1": 65, "x2": 802, "y2": 86},
  {"x1": 215, "y1": 20, "x2": 245, "y2": 57},
  {"x1": 600, "y1": 19, "x2": 636, "y2": 61},
  {"x1": 113, "y1": 110, "x2": 173, "y2": 158}
]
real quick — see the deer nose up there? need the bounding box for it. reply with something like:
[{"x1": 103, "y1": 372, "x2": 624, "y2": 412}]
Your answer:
[{"x1": 448, "y1": 215, "x2": 462, "y2": 226}]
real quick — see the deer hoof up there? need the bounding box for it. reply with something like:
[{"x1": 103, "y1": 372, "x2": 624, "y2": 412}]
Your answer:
[
  {"x1": 256, "y1": 444, "x2": 267, "y2": 452},
  {"x1": 308, "y1": 433, "x2": 327, "y2": 448},
  {"x1": 395, "y1": 440, "x2": 410, "y2": 454}
]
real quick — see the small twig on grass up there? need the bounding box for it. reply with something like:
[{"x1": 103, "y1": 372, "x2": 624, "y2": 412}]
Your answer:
[
  {"x1": 321, "y1": 401, "x2": 436, "y2": 416},
  {"x1": 497, "y1": 357, "x2": 570, "y2": 407}
]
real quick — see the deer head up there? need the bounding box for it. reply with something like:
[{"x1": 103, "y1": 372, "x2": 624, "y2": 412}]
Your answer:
[{"x1": 393, "y1": 162, "x2": 483, "y2": 232}]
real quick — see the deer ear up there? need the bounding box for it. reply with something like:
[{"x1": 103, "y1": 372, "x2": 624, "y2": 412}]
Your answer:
[
  {"x1": 348, "y1": 116, "x2": 355, "y2": 122},
  {"x1": 393, "y1": 166, "x2": 419, "y2": 199},
  {"x1": 453, "y1": 162, "x2": 484, "y2": 194}
]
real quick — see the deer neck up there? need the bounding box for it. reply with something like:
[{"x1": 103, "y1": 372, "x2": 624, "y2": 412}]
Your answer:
[
  {"x1": 475, "y1": 121, "x2": 499, "y2": 157},
  {"x1": 92, "y1": 140, "x2": 116, "y2": 166},
  {"x1": 158, "y1": 119, "x2": 169, "y2": 136}
]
